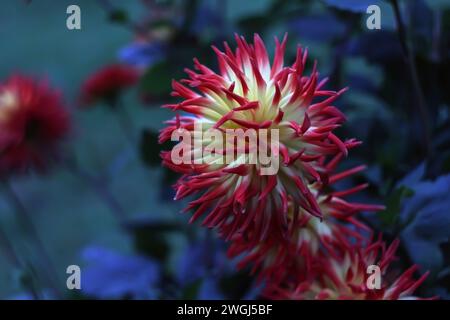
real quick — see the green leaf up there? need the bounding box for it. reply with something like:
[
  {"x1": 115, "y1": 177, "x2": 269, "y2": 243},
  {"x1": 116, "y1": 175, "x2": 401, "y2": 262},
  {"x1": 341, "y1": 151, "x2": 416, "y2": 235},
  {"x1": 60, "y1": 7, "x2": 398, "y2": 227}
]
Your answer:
[
  {"x1": 140, "y1": 129, "x2": 161, "y2": 167},
  {"x1": 140, "y1": 128, "x2": 176, "y2": 168},
  {"x1": 125, "y1": 219, "x2": 181, "y2": 262},
  {"x1": 219, "y1": 271, "x2": 255, "y2": 299},
  {"x1": 139, "y1": 61, "x2": 174, "y2": 98},
  {"x1": 238, "y1": 15, "x2": 272, "y2": 33},
  {"x1": 181, "y1": 280, "x2": 202, "y2": 299},
  {"x1": 379, "y1": 186, "x2": 414, "y2": 226},
  {"x1": 108, "y1": 9, "x2": 129, "y2": 24}
]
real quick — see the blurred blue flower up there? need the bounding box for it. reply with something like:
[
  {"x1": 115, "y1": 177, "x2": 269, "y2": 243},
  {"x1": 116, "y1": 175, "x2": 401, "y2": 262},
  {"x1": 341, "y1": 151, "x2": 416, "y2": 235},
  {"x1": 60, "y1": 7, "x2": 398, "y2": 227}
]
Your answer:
[
  {"x1": 399, "y1": 171, "x2": 450, "y2": 275},
  {"x1": 289, "y1": 14, "x2": 346, "y2": 42},
  {"x1": 433, "y1": 287, "x2": 450, "y2": 299},
  {"x1": 241, "y1": 282, "x2": 263, "y2": 300},
  {"x1": 81, "y1": 246, "x2": 160, "y2": 299},
  {"x1": 7, "y1": 290, "x2": 54, "y2": 300},
  {"x1": 397, "y1": 162, "x2": 426, "y2": 188},
  {"x1": 346, "y1": 31, "x2": 403, "y2": 62},
  {"x1": 191, "y1": 4, "x2": 224, "y2": 37},
  {"x1": 177, "y1": 237, "x2": 233, "y2": 287},
  {"x1": 324, "y1": 0, "x2": 382, "y2": 13},
  {"x1": 197, "y1": 277, "x2": 224, "y2": 300},
  {"x1": 118, "y1": 42, "x2": 165, "y2": 68}
]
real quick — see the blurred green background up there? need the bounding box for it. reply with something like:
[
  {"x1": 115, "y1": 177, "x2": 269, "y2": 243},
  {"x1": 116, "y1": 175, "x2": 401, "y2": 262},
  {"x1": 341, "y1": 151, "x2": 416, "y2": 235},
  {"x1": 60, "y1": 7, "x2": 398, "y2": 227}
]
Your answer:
[{"x1": 0, "y1": 0, "x2": 168, "y2": 298}]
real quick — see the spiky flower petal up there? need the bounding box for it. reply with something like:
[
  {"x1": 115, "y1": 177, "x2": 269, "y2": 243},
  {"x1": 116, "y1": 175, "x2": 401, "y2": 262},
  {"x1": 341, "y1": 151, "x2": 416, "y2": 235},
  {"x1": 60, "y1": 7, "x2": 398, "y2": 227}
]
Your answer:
[
  {"x1": 227, "y1": 155, "x2": 383, "y2": 282},
  {"x1": 160, "y1": 34, "x2": 355, "y2": 242},
  {"x1": 264, "y1": 238, "x2": 430, "y2": 300}
]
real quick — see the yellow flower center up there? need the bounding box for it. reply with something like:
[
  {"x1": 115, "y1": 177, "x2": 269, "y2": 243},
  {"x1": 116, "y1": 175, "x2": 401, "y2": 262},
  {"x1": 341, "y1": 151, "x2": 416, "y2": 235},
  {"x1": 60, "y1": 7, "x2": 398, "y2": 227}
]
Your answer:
[{"x1": 0, "y1": 90, "x2": 19, "y2": 123}]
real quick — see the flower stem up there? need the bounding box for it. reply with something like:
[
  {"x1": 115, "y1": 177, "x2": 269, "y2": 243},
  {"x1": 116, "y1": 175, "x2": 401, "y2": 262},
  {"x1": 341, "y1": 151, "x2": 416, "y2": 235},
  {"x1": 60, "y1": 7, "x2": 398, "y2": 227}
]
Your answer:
[
  {"x1": 1, "y1": 178, "x2": 63, "y2": 298},
  {"x1": 115, "y1": 101, "x2": 136, "y2": 146},
  {"x1": 0, "y1": 225, "x2": 20, "y2": 267},
  {"x1": 64, "y1": 159, "x2": 128, "y2": 228},
  {"x1": 0, "y1": 225, "x2": 41, "y2": 299},
  {"x1": 391, "y1": 0, "x2": 431, "y2": 155}
]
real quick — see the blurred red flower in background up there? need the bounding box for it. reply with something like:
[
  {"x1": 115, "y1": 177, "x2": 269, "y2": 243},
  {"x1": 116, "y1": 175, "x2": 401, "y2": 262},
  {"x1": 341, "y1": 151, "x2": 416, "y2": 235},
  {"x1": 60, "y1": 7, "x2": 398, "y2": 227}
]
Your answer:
[
  {"x1": 80, "y1": 64, "x2": 139, "y2": 107},
  {"x1": 0, "y1": 75, "x2": 70, "y2": 176}
]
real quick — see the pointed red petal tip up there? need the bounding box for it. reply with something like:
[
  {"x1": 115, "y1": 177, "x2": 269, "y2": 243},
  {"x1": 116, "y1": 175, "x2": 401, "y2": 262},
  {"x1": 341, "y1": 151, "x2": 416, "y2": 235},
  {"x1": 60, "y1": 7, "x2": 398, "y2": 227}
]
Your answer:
[
  {"x1": 338, "y1": 87, "x2": 349, "y2": 95},
  {"x1": 329, "y1": 133, "x2": 348, "y2": 157},
  {"x1": 253, "y1": 33, "x2": 269, "y2": 67},
  {"x1": 301, "y1": 113, "x2": 311, "y2": 133},
  {"x1": 250, "y1": 57, "x2": 266, "y2": 89},
  {"x1": 257, "y1": 175, "x2": 278, "y2": 201},
  {"x1": 317, "y1": 77, "x2": 329, "y2": 90},
  {"x1": 272, "y1": 83, "x2": 281, "y2": 107},
  {"x1": 274, "y1": 110, "x2": 284, "y2": 124},
  {"x1": 271, "y1": 33, "x2": 288, "y2": 78},
  {"x1": 211, "y1": 45, "x2": 223, "y2": 58}
]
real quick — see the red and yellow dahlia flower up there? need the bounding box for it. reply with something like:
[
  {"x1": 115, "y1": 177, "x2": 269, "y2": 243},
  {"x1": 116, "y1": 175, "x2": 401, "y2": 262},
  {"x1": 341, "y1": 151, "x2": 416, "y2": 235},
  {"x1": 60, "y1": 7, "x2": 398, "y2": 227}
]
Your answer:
[
  {"x1": 160, "y1": 34, "x2": 358, "y2": 242},
  {"x1": 264, "y1": 238, "x2": 430, "y2": 300}
]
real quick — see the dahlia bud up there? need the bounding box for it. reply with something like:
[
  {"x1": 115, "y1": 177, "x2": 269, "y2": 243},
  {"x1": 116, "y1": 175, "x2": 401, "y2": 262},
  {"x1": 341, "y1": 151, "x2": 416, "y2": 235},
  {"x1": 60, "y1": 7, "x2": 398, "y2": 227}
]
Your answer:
[{"x1": 80, "y1": 64, "x2": 139, "y2": 107}]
